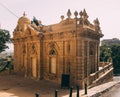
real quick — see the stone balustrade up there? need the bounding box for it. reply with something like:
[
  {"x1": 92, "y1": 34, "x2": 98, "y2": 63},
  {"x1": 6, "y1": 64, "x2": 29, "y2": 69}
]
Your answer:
[
  {"x1": 88, "y1": 62, "x2": 113, "y2": 88},
  {"x1": 99, "y1": 62, "x2": 110, "y2": 67}
]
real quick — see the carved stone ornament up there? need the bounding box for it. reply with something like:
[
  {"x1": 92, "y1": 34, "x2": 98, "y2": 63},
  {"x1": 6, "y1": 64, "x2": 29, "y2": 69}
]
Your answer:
[
  {"x1": 74, "y1": 11, "x2": 78, "y2": 18},
  {"x1": 67, "y1": 9, "x2": 72, "y2": 18},
  {"x1": 49, "y1": 42, "x2": 55, "y2": 48},
  {"x1": 28, "y1": 43, "x2": 37, "y2": 55},
  {"x1": 61, "y1": 15, "x2": 64, "y2": 21},
  {"x1": 79, "y1": 11, "x2": 83, "y2": 18}
]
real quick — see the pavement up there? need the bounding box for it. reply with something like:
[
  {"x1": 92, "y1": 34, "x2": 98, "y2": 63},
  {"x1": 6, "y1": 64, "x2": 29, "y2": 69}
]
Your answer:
[
  {"x1": 0, "y1": 73, "x2": 120, "y2": 97},
  {"x1": 79, "y1": 76, "x2": 120, "y2": 97},
  {"x1": 80, "y1": 80, "x2": 120, "y2": 97}
]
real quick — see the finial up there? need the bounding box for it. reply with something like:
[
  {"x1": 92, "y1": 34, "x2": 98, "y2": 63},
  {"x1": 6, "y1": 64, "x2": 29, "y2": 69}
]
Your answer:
[
  {"x1": 83, "y1": 9, "x2": 87, "y2": 16},
  {"x1": 74, "y1": 11, "x2": 78, "y2": 18},
  {"x1": 61, "y1": 15, "x2": 64, "y2": 21},
  {"x1": 94, "y1": 18, "x2": 101, "y2": 31},
  {"x1": 83, "y1": 9, "x2": 88, "y2": 19},
  {"x1": 67, "y1": 9, "x2": 71, "y2": 18},
  {"x1": 79, "y1": 11, "x2": 83, "y2": 17},
  {"x1": 94, "y1": 18, "x2": 100, "y2": 25},
  {"x1": 96, "y1": 18, "x2": 100, "y2": 25},
  {"x1": 23, "y1": 11, "x2": 26, "y2": 16}
]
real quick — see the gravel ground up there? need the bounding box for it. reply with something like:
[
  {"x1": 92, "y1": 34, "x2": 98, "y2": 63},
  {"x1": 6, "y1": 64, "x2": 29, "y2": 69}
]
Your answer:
[
  {"x1": 0, "y1": 74, "x2": 120, "y2": 97},
  {"x1": 0, "y1": 74, "x2": 72, "y2": 97}
]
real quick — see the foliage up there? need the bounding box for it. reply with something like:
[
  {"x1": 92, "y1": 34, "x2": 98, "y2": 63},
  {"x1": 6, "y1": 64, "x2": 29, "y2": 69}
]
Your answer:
[
  {"x1": 100, "y1": 45, "x2": 111, "y2": 62},
  {"x1": 111, "y1": 45, "x2": 120, "y2": 74},
  {"x1": 0, "y1": 29, "x2": 11, "y2": 53},
  {"x1": 100, "y1": 44, "x2": 120, "y2": 74}
]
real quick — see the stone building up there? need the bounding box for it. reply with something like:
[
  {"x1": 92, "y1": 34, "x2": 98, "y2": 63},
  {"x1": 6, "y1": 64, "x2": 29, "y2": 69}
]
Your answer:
[{"x1": 13, "y1": 9, "x2": 113, "y2": 88}]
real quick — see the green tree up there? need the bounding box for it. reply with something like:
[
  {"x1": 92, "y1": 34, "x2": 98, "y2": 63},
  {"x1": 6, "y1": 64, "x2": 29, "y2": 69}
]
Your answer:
[
  {"x1": 100, "y1": 45, "x2": 111, "y2": 62},
  {"x1": 0, "y1": 29, "x2": 11, "y2": 53},
  {"x1": 111, "y1": 45, "x2": 120, "y2": 74},
  {"x1": 100, "y1": 44, "x2": 120, "y2": 74}
]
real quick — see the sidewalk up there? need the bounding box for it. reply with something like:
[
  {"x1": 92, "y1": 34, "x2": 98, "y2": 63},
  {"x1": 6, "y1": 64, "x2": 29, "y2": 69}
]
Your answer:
[
  {"x1": 0, "y1": 74, "x2": 120, "y2": 97},
  {"x1": 70, "y1": 76, "x2": 120, "y2": 97},
  {"x1": 82, "y1": 81, "x2": 120, "y2": 97}
]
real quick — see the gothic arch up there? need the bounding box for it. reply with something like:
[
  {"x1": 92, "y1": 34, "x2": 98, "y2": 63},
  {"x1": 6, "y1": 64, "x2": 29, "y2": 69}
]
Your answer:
[
  {"x1": 49, "y1": 49, "x2": 57, "y2": 55},
  {"x1": 49, "y1": 49, "x2": 58, "y2": 75},
  {"x1": 46, "y1": 42, "x2": 59, "y2": 55}
]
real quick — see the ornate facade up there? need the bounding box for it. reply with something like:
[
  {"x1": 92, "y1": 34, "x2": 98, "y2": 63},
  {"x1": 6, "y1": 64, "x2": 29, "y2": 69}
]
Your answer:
[{"x1": 13, "y1": 9, "x2": 113, "y2": 88}]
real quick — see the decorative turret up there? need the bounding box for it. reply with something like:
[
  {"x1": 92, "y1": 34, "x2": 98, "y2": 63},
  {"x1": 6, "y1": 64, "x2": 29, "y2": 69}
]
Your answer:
[
  {"x1": 18, "y1": 12, "x2": 31, "y2": 24},
  {"x1": 14, "y1": 12, "x2": 31, "y2": 32}
]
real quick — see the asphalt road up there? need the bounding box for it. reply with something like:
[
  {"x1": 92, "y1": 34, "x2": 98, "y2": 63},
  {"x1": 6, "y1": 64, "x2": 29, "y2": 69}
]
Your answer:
[
  {"x1": 100, "y1": 76, "x2": 120, "y2": 97},
  {"x1": 100, "y1": 84, "x2": 120, "y2": 97}
]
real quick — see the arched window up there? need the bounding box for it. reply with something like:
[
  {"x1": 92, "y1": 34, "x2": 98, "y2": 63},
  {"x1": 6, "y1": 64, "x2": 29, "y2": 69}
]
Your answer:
[
  {"x1": 49, "y1": 49, "x2": 57, "y2": 74},
  {"x1": 49, "y1": 49, "x2": 56, "y2": 55}
]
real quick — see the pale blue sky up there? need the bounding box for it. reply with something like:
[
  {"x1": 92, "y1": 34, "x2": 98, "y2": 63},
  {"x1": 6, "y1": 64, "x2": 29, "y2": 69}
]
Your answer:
[{"x1": 0, "y1": 0, "x2": 120, "y2": 40}]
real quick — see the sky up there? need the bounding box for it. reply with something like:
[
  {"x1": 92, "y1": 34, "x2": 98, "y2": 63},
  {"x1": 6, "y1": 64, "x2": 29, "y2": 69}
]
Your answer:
[{"x1": 0, "y1": 0, "x2": 120, "y2": 40}]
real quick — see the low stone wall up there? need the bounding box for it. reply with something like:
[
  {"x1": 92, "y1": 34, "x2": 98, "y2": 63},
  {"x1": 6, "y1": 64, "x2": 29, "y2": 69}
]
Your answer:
[
  {"x1": 88, "y1": 63, "x2": 113, "y2": 88},
  {"x1": 99, "y1": 62, "x2": 110, "y2": 67}
]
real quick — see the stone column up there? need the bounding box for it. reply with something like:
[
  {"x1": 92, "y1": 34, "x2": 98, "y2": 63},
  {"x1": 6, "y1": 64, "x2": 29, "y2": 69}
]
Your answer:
[{"x1": 75, "y1": 37, "x2": 85, "y2": 88}]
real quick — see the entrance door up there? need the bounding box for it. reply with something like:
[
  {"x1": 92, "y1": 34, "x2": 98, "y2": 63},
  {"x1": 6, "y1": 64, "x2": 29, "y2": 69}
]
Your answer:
[{"x1": 32, "y1": 57, "x2": 37, "y2": 78}]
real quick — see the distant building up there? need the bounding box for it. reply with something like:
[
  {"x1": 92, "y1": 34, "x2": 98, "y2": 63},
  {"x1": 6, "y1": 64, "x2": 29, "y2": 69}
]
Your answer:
[
  {"x1": 101, "y1": 38, "x2": 120, "y2": 46},
  {"x1": 13, "y1": 9, "x2": 113, "y2": 88}
]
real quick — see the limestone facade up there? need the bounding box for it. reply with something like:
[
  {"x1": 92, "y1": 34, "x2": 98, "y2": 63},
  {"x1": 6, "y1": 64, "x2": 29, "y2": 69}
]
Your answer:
[{"x1": 13, "y1": 9, "x2": 110, "y2": 88}]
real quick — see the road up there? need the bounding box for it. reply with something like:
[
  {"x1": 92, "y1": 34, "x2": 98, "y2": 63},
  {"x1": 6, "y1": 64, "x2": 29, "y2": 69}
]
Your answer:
[{"x1": 100, "y1": 76, "x2": 120, "y2": 97}]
